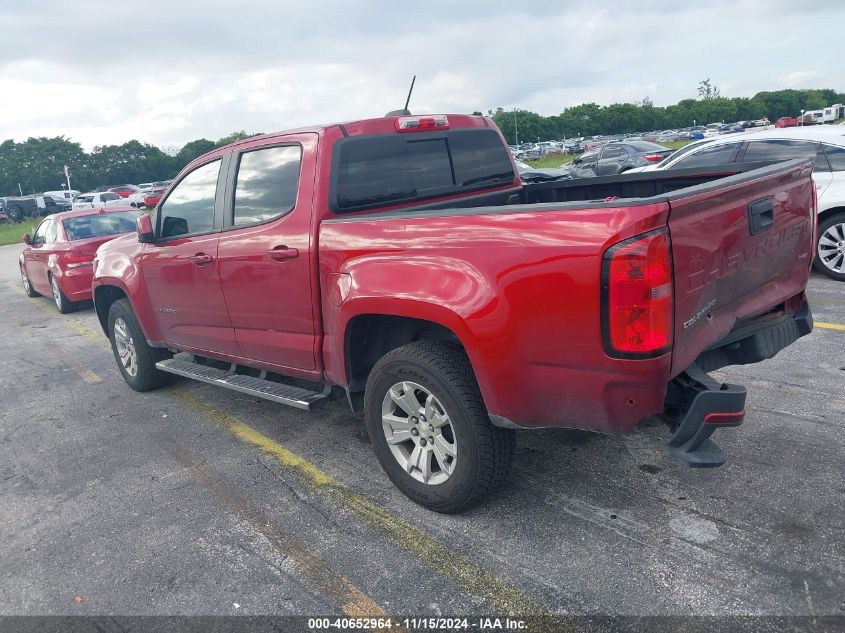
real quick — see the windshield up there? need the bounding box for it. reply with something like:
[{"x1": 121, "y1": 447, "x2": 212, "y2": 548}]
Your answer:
[{"x1": 63, "y1": 210, "x2": 142, "y2": 240}]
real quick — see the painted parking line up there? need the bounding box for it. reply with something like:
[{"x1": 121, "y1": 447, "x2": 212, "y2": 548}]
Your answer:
[
  {"x1": 815, "y1": 321, "x2": 845, "y2": 331},
  {"x1": 26, "y1": 308, "x2": 546, "y2": 616},
  {"x1": 161, "y1": 438, "x2": 402, "y2": 629},
  {"x1": 77, "y1": 369, "x2": 102, "y2": 384},
  {"x1": 174, "y1": 388, "x2": 546, "y2": 617}
]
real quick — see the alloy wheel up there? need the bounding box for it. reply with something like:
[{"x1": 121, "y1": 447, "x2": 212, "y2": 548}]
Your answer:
[
  {"x1": 818, "y1": 220, "x2": 845, "y2": 274},
  {"x1": 51, "y1": 277, "x2": 62, "y2": 309},
  {"x1": 113, "y1": 317, "x2": 139, "y2": 377},
  {"x1": 21, "y1": 267, "x2": 31, "y2": 294},
  {"x1": 381, "y1": 381, "x2": 458, "y2": 485}
]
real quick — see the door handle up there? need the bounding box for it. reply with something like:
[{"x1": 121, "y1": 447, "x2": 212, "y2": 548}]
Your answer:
[
  {"x1": 748, "y1": 198, "x2": 775, "y2": 236},
  {"x1": 189, "y1": 253, "x2": 213, "y2": 266},
  {"x1": 268, "y1": 246, "x2": 299, "y2": 261}
]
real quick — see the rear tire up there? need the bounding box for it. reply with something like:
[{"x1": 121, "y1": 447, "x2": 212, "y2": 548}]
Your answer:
[
  {"x1": 50, "y1": 275, "x2": 76, "y2": 314},
  {"x1": 8, "y1": 206, "x2": 23, "y2": 223},
  {"x1": 364, "y1": 340, "x2": 514, "y2": 513},
  {"x1": 108, "y1": 299, "x2": 173, "y2": 391},
  {"x1": 813, "y1": 213, "x2": 845, "y2": 281}
]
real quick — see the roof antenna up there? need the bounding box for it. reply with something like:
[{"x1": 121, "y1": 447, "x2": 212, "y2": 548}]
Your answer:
[{"x1": 386, "y1": 75, "x2": 416, "y2": 116}]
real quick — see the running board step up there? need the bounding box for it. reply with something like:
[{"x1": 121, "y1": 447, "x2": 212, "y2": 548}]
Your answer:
[{"x1": 155, "y1": 358, "x2": 329, "y2": 410}]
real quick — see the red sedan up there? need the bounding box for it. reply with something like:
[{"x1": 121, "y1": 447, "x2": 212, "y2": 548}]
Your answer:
[
  {"x1": 19, "y1": 207, "x2": 142, "y2": 313},
  {"x1": 108, "y1": 185, "x2": 140, "y2": 198},
  {"x1": 143, "y1": 186, "x2": 167, "y2": 209}
]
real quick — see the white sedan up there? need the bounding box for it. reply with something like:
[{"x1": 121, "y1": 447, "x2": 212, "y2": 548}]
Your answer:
[
  {"x1": 124, "y1": 189, "x2": 151, "y2": 208},
  {"x1": 626, "y1": 126, "x2": 845, "y2": 280},
  {"x1": 72, "y1": 191, "x2": 127, "y2": 210}
]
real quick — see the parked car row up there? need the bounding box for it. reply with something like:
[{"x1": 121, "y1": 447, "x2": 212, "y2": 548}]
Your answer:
[
  {"x1": 1, "y1": 180, "x2": 175, "y2": 222},
  {"x1": 0, "y1": 194, "x2": 70, "y2": 222},
  {"x1": 513, "y1": 125, "x2": 844, "y2": 282},
  {"x1": 512, "y1": 120, "x2": 773, "y2": 162},
  {"x1": 626, "y1": 126, "x2": 845, "y2": 281}
]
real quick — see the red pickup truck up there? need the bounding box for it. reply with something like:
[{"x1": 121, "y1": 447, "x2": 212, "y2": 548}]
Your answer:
[{"x1": 91, "y1": 114, "x2": 815, "y2": 512}]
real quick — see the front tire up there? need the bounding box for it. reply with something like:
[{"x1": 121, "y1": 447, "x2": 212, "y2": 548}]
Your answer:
[
  {"x1": 20, "y1": 265, "x2": 39, "y2": 297},
  {"x1": 814, "y1": 213, "x2": 845, "y2": 281},
  {"x1": 50, "y1": 275, "x2": 76, "y2": 314},
  {"x1": 364, "y1": 340, "x2": 514, "y2": 513},
  {"x1": 108, "y1": 299, "x2": 173, "y2": 391}
]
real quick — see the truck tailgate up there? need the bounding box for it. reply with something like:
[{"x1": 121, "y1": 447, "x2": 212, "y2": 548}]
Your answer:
[{"x1": 667, "y1": 159, "x2": 815, "y2": 376}]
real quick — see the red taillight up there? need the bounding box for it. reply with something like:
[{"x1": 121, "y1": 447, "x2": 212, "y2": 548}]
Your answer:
[
  {"x1": 643, "y1": 154, "x2": 665, "y2": 162},
  {"x1": 603, "y1": 229, "x2": 673, "y2": 357},
  {"x1": 395, "y1": 115, "x2": 449, "y2": 132},
  {"x1": 62, "y1": 252, "x2": 94, "y2": 269},
  {"x1": 703, "y1": 411, "x2": 745, "y2": 426}
]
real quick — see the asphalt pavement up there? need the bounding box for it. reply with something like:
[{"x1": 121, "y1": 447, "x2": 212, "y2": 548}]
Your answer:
[{"x1": 0, "y1": 242, "x2": 843, "y2": 624}]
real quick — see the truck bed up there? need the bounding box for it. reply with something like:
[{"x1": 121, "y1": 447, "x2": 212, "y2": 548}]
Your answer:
[{"x1": 320, "y1": 159, "x2": 815, "y2": 432}]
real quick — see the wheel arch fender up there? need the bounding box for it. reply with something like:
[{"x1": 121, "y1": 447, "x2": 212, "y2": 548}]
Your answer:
[{"x1": 93, "y1": 277, "x2": 162, "y2": 343}]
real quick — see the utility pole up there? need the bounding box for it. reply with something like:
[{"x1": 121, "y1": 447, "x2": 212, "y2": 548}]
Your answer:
[
  {"x1": 64, "y1": 165, "x2": 73, "y2": 199},
  {"x1": 513, "y1": 109, "x2": 519, "y2": 145}
]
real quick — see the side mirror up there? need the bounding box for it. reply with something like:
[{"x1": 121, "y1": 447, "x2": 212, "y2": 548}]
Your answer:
[
  {"x1": 22, "y1": 234, "x2": 32, "y2": 245},
  {"x1": 137, "y1": 214, "x2": 155, "y2": 243}
]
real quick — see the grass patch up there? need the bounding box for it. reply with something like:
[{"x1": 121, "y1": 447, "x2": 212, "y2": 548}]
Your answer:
[
  {"x1": 0, "y1": 221, "x2": 38, "y2": 247},
  {"x1": 661, "y1": 140, "x2": 694, "y2": 150},
  {"x1": 525, "y1": 154, "x2": 575, "y2": 168}
]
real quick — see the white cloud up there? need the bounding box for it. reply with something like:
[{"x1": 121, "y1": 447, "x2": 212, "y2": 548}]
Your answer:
[
  {"x1": 0, "y1": 0, "x2": 841, "y2": 150},
  {"x1": 778, "y1": 70, "x2": 820, "y2": 88}
]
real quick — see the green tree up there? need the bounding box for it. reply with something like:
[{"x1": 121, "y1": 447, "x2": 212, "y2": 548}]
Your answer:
[
  {"x1": 174, "y1": 139, "x2": 216, "y2": 171},
  {"x1": 697, "y1": 78, "x2": 721, "y2": 100},
  {"x1": 215, "y1": 131, "x2": 262, "y2": 148}
]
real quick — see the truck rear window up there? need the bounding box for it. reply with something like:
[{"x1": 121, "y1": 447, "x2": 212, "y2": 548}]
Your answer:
[{"x1": 331, "y1": 129, "x2": 515, "y2": 213}]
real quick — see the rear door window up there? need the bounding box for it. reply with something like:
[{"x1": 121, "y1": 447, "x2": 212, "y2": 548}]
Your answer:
[
  {"x1": 669, "y1": 142, "x2": 742, "y2": 169},
  {"x1": 741, "y1": 140, "x2": 818, "y2": 163},
  {"x1": 232, "y1": 145, "x2": 302, "y2": 226},
  {"x1": 822, "y1": 144, "x2": 845, "y2": 171},
  {"x1": 600, "y1": 146, "x2": 626, "y2": 160},
  {"x1": 331, "y1": 129, "x2": 514, "y2": 213}
]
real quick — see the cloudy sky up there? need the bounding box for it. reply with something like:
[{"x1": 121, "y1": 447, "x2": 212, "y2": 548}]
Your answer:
[{"x1": 0, "y1": 0, "x2": 841, "y2": 150}]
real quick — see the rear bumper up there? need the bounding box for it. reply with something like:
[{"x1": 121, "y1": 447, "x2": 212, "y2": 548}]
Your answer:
[
  {"x1": 489, "y1": 297, "x2": 813, "y2": 434},
  {"x1": 57, "y1": 267, "x2": 94, "y2": 301},
  {"x1": 696, "y1": 297, "x2": 813, "y2": 373}
]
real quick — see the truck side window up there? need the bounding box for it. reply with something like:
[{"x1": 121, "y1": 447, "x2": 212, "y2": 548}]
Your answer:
[
  {"x1": 158, "y1": 159, "x2": 221, "y2": 239},
  {"x1": 233, "y1": 145, "x2": 302, "y2": 226}
]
